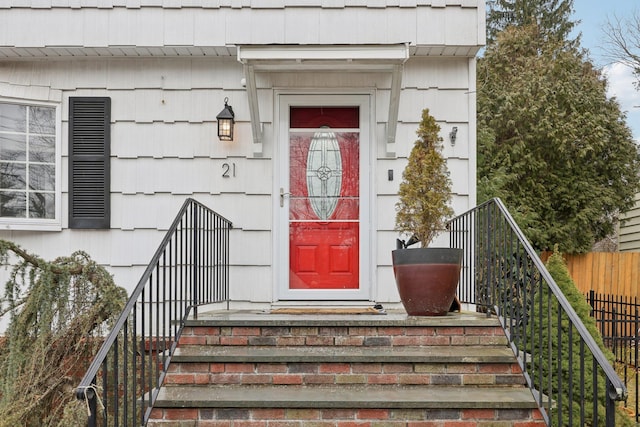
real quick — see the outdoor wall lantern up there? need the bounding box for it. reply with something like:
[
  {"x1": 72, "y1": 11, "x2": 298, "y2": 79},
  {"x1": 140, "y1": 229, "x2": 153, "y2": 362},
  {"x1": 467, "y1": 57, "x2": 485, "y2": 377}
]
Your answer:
[
  {"x1": 216, "y1": 97, "x2": 235, "y2": 141},
  {"x1": 449, "y1": 126, "x2": 458, "y2": 146}
]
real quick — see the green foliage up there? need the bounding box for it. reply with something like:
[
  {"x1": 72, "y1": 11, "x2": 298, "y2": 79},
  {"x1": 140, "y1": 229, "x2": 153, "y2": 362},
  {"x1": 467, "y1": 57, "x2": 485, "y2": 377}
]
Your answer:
[
  {"x1": 395, "y1": 109, "x2": 453, "y2": 246},
  {"x1": 0, "y1": 240, "x2": 127, "y2": 427},
  {"x1": 545, "y1": 249, "x2": 611, "y2": 360},
  {"x1": 477, "y1": 24, "x2": 640, "y2": 253},
  {"x1": 486, "y1": 0, "x2": 577, "y2": 46},
  {"x1": 533, "y1": 249, "x2": 632, "y2": 426}
]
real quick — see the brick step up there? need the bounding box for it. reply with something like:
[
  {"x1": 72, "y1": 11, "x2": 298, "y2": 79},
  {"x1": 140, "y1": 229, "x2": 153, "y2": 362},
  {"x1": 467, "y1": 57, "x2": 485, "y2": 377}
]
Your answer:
[
  {"x1": 179, "y1": 312, "x2": 509, "y2": 348},
  {"x1": 148, "y1": 310, "x2": 546, "y2": 426},
  {"x1": 149, "y1": 385, "x2": 544, "y2": 426},
  {"x1": 154, "y1": 384, "x2": 538, "y2": 409},
  {"x1": 171, "y1": 344, "x2": 516, "y2": 364},
  {"x1": 149, "y1": 409, "x2": 545, "y2": 427},
  {"x1": 165, "y1": 345, "x2": 525, "y2": 387}
]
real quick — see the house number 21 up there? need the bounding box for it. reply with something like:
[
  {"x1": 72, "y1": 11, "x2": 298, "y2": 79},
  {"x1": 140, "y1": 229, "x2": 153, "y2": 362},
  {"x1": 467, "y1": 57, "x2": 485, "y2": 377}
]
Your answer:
[{"x1": 222, "y1": 162, "x2": 236, "y2": 178}]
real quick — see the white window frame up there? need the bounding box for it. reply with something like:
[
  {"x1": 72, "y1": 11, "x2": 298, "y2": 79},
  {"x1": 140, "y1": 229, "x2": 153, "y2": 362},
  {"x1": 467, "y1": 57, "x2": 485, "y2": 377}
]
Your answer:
[{"x1": 0, "y1": 97, "x2": 61, "y2": 231}]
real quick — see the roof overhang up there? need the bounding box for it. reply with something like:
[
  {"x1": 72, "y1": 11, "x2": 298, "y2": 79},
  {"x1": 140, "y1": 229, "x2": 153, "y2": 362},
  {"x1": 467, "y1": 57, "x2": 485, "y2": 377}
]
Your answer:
[
  {"x1": 238, "y1": 44, "x2": 409, "y2": 71},
  {"x1": 237, "y1": 44, "x2": 409, "y2": 156}
]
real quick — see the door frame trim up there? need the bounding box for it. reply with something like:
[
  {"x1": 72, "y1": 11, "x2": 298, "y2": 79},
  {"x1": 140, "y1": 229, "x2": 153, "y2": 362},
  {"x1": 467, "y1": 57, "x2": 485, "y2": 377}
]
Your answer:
[{"x1": 273, "y1": 91, "x2": 375, "y2": 301}]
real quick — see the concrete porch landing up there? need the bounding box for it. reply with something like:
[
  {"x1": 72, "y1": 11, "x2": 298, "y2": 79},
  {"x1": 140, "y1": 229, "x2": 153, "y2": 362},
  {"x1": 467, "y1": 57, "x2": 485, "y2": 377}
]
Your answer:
[{"x1": 187, "y1": 308, "x2": 499, "y2": 327}]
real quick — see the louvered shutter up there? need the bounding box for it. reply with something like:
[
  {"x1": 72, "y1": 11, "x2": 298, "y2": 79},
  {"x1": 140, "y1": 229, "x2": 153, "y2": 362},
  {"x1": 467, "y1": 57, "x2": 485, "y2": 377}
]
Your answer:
[{"x1": 69, "y1": 97, "x2": 110, "y2": 229}]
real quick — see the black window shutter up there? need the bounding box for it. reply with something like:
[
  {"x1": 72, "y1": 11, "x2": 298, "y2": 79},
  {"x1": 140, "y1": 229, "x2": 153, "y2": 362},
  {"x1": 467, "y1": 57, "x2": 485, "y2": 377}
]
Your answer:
[{"x1": 69, "y1": 97, "x2": 111, "y2": 229}]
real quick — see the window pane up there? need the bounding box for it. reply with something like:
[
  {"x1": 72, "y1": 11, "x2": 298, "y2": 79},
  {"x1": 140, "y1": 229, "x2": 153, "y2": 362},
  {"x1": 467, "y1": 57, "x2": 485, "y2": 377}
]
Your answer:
[
  {"x1": 0, "y1": 134, "x2": 26, "y2": 161},
  {"x1": 0, "y1": 191, "x2": 26, "y2": 218},
  {"x1": 29, "y1": 164, "x2": 54, "y2": 191},
  {"x1": 29, "y1": 136, "x2": 55, "y2": 163},
  {"x1": 0, "y1": 163, "x2": 26, "y2": 190},
  {"x1": 290, "y1": 107, "x2": 359, "y2": 128},
  {"x1": 29, "y1": 106, "x2": 55, "y2": 135},
  {"x1": 29, "y1": 192, "x2": 54, "y2": 219},
  {"x1": 0, "y1": 103, "x2": 26, "y2": 132},
  {"x1": 289, "y1": 131, "x2": 360, "y2": 221},
  {"x1": 0, "y1": 102, "x2": 58, "y2": 223}
]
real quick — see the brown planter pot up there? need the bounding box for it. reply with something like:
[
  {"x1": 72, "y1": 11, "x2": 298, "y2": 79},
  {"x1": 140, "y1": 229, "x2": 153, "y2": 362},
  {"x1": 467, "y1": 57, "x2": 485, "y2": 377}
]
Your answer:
[{"x1": 392, "y1": 247, "x2": 463, "y2": 316}]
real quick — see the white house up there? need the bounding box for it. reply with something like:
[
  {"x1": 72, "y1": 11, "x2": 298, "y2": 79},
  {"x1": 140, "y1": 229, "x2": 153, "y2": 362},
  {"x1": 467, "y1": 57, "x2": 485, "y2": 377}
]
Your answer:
[{"x1": 0, "y1": 0, "x2": 484, "y2": 307}]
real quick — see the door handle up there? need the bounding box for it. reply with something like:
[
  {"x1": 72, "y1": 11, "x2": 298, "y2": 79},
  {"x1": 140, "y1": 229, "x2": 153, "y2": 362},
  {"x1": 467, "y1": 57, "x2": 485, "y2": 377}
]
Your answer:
[{"x1": 280, "y1": 188, "x2": 290, "y2": 207}]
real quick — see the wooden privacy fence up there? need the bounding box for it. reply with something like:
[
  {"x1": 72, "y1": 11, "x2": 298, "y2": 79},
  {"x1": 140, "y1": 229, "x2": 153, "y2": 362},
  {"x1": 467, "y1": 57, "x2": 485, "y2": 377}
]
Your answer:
[
  {"x1": 543, "y1": 252, "x2": 640, "y2": 299},
  {"x1": 540, "y1": 252, "x2": 640, "y2": 422}
]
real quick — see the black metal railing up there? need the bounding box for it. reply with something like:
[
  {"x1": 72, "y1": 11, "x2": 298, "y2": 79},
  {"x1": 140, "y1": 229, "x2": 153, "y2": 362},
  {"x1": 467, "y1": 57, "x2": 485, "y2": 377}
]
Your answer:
[
  {"x1": 74, "y1": 198, "x2": 232, "y2": 426},
  {"x1": 587, "y1": 291, "x2": 640, "y2": 423},
  {"x1": 448, "y1": 198, "x2": 626, "y2": 426}
]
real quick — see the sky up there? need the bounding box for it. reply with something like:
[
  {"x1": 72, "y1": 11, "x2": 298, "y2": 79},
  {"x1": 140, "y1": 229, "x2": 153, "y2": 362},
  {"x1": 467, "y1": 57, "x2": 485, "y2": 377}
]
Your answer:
[{"x1": 572, "y1": 0, "x2": 640, "y2": 140}]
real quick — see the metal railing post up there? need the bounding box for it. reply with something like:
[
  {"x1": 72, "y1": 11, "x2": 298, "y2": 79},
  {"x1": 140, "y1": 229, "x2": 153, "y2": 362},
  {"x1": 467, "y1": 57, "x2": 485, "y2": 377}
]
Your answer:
[
  {"x1": 88, "y1": 380, "x2": 97, "y2": 427},
  {"x1": 485, "y1": 203, "x2": 494, "y2": 316},
  {"x1": 192, "y1": 204, "x2": 199, "y2": 319},
  {"x1": 606, "y1": 379, "x2": 616, "y2": 426}
]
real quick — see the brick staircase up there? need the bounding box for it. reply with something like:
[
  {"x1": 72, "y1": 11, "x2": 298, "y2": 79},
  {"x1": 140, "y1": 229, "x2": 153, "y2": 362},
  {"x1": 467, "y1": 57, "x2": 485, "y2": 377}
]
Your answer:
[{"x1": 148, "y1": 310, "x2": 546, "y2": 426}]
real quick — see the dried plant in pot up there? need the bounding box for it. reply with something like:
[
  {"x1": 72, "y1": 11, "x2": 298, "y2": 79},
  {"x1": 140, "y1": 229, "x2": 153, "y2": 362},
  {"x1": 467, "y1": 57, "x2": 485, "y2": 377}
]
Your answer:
[{"x1": 392, "y1": 108, "x2": 462, "y2": 316}]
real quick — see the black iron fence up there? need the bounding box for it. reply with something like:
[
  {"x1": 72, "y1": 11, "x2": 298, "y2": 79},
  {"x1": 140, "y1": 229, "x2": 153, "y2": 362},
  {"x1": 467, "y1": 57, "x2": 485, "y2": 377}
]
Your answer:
[
  {"x1": 587, "y1": 291, "x2": 640, "y2": 422},
  {"x1": 449, "y1": 198, "x2": 627, "y2": 427},
  {"x1": 74, "y1": 198, "x2": 232, "y2": 426}
]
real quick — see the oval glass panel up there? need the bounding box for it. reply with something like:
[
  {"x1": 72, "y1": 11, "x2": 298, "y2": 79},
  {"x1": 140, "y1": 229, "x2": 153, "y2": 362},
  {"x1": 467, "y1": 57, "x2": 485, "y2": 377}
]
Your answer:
[{"x1": 306, "y1": 128, "x2": 342, "y2": 220}]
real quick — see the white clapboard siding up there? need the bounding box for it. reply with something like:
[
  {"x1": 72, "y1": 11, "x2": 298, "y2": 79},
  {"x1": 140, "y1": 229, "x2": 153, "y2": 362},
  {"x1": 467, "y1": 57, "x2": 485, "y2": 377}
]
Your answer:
[
  {"x1": 110, "y1": 229, "x2": 172, "y2": 266},
  {"x1": 398, "y1": 89, "x2": 470, "y2": 124},
  {"x1": 230, "y1": 266, "x2": 273, "y2": 302},
  {"x1": 111, "y1": 193, "x2": 180, "y2": 230},
  {"x1": 230, "y1": 230, "x2": 272, "y2": 266},
  {"x1": 0, "y1": 1, "x2": 482, "y2": 306},
  {"x1": 0, "y1": 230, "x2": 77, "y2": 262},
  {"x1": 109, "y1": 265, "x2": 148, "y2": 295},
  {"x1": 268, "y1": 72, "x2": 392, "y2": 92},
  {"x1": 376, "y1": 195, "x2": 399, "y2": 232},
  {"x1": 110, "y1": 122, "x2": 244, "y2": 161},
  {"x1": 221, "y1": 194, "x2": 272, "y2": 231},
  {"x1": 404, "y1": 57, "x2": 470, "y2": 89},
  {"x1": 447, "y1": 158, "x2": 469, "y2": 195},
  {"x1": 0, "y1": 3, "x2": 484, "y2": 53},
  {"x1": 376, "y1": 265, "x2": 401, "y2": 302},
  {"x1": 0, "y1": 229, "x2": 159, "y2": 272},
  {"x1": 376, "y1": 231, "x2": 402, "y2": 265},
  {"x1": 451, "y1": 194, "x2": 471, "y2": 215}
]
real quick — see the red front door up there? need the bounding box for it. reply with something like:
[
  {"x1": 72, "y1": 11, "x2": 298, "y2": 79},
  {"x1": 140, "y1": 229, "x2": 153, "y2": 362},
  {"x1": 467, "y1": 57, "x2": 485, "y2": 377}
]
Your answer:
[{"x1": 288, "y1": 107, "x2": 360, "y2": 290}]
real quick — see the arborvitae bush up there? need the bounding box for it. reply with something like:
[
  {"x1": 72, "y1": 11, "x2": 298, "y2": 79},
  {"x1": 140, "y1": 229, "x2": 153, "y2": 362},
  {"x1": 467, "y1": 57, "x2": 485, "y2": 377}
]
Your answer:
[{"x1": 395, "y1": 108, "x2": 453, "y2": 247}]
